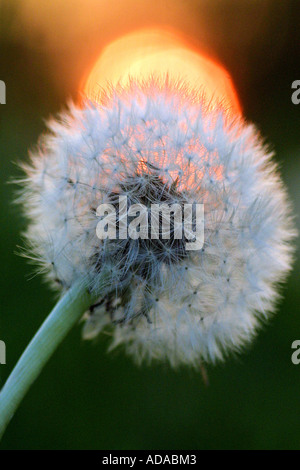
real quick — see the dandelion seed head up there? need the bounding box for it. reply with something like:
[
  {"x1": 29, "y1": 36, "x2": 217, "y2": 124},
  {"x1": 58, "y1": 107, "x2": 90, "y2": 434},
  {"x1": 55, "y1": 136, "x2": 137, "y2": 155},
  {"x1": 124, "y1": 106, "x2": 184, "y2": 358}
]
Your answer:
[{"x1": 21, "y1": 79, "x2": 296, "y2": 366}]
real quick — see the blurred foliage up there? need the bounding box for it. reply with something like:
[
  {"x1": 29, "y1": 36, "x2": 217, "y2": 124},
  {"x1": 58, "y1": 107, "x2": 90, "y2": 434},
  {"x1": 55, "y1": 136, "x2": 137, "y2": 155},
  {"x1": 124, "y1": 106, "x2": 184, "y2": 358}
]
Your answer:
[{"x1": 0, "y1": 0, "x2": 299, "y2": 449}]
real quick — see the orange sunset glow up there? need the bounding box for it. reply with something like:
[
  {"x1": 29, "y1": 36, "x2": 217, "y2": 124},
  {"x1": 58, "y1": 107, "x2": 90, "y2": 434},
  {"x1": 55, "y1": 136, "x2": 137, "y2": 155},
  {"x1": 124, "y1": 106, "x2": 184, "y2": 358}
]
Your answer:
[{"x1": 82, "y1": 29, "x2": 241, "y2": 115}]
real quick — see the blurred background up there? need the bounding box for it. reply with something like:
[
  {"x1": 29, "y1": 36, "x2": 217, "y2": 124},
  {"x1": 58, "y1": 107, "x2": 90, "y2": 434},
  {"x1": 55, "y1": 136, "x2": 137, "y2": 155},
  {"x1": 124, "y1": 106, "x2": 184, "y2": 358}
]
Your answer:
[{"x1": 0, "y1": 0, "x2": 299, "y2": 450}]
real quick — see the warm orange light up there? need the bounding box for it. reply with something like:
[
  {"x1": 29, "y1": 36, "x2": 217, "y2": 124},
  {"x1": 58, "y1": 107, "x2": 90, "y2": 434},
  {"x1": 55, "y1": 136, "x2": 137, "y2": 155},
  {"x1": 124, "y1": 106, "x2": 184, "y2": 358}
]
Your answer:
[{"x1": 82, "y1": 28, "x2": 241, "y2": 115}]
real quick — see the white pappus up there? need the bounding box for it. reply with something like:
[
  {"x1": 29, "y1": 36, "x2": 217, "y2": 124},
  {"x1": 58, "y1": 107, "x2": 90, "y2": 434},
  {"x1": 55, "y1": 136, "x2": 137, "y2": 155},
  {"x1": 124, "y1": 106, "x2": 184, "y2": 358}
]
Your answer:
[{"x1": 20, "y1": 79, "x2": 296, "y2": 367}]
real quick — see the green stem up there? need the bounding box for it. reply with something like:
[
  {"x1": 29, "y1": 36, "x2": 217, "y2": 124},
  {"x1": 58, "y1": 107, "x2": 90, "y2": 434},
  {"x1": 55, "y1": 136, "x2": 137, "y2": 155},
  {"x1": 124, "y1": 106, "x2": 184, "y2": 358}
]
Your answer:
[{"x1": 0, "y1": 277, "x2": 107, "y2": 440}]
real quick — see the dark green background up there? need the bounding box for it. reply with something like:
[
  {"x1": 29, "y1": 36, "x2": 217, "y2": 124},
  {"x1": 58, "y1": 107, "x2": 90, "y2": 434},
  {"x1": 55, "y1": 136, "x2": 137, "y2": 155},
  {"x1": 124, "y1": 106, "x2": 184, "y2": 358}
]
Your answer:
[{"x1": 0, "y1": 0, "x2": 299, "y2": 449}]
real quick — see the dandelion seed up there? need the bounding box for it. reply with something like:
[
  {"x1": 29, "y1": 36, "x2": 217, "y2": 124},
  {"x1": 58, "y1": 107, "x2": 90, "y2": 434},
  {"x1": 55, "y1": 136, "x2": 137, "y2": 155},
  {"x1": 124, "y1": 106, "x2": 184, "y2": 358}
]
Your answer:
[{"x1": 20, "y1": 78, "x2": 296, "y2": 367}]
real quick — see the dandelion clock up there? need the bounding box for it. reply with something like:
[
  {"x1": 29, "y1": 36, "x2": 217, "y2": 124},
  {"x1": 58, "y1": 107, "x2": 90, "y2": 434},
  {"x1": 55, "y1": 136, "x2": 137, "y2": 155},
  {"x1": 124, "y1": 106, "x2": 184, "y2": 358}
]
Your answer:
[{"x1": 0, "y1": 29, "x2": 296, "y2": 438}]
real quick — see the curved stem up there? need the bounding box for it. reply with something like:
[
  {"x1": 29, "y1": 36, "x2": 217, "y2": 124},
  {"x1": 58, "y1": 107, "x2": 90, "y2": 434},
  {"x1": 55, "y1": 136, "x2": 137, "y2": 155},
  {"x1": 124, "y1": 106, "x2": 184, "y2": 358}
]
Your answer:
[{"x1": 0, "y1": 278, "x2": 106, "y2": 440}]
